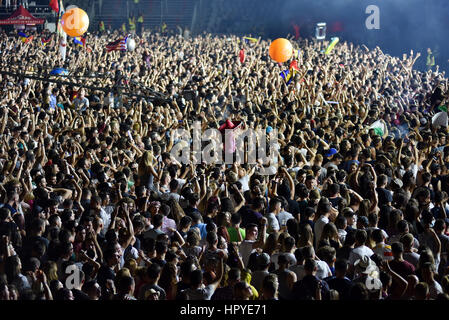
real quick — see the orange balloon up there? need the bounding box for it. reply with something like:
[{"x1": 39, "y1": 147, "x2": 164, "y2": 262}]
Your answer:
[
  {"x1": 61, "y1": 8, "x2": 89, "y2": 37},
  {"x1": 269, "y1": 38, "x2": 293, "y2": 63}
]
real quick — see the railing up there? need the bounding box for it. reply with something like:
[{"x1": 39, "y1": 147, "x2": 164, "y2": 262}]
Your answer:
[{"x1": 93, "y1": 0, "x2": 196, "y2": 30}]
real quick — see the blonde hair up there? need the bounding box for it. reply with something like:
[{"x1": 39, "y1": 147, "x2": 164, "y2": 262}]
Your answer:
[
  {"x1": 42, "y1": 261, "x2": 58, "y2": 282},
  {"x1": 124, "y1": 259, "x2": 138, "y2": 277},
  {"x1": 138, "y1": 150, "x2": 154, "y2": 175},
  {"x1": 298, "y1": 224, "x2": 314, "y2": 248},
  {"x1": 116, "y1": 268, "x2": 131, "y2": 280}
]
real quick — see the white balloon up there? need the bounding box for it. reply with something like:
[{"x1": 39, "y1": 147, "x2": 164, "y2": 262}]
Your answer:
[
  {"x1": 127, "y1": 38, "x2": 136, "y2": 52},
  {"x1": 66, "y1": 5, "x2": 78, "y2": 10}
]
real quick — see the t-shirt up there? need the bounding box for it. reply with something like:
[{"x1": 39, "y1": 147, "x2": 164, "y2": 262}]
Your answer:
[
  {"x1": 271, "y1": 252, "x2": 297, "y2": 270},
  {"x1": 138, "y1": 283, "x2": 166, "y2": 300},
  {"x1": 250, "y1": 270, "x2": 270, "y2": 292},
  {"x1": 373, "y1": 242, "x2": 393, "y2": 261},
  {"x1": 239, "y1": 206, "x2": 263, "y2": 229},
  {"x1": 329, "y1": 197, "x2": 343, "y2": 209},
  {"x1": 183, "y1": 246, "x2": 202, "y2": 258},
  {"x1": 314, "y1": 215, "x2": 329, "y2": 246},
  {"x1": 211, "y1": 286, "x2": 234, "y2": 300},
  {"x1": 227, "y1": 227, "x2": 245, "y2": 243},
  {"x1": 290, "y1": 264, "x2": 305, "y2": 281},
  {"x1": 348, "y1": 245, "x2": 374, "y2": 266},
  {"x1": 277, "y1": 211, "x2": 295, "y2": 226},
  {"x1": 290, "y1": 275, "x2": 330, "y2": 300},
  {"x1": 72, "y1": 288, "x2": 90, "y2": 301},
  {"x1": 97, "y1": 265, "x2": 115, "y2": 291},
  {"x1": 428, "y1": 280, "x2": 444, "y2": 299},
  {"x1": 239, "y1": 240, "x2": 256, "y2": 267},
  {"x1": 403, "y1": 251, "x2": 420, "y2": 267},
  {"x1": 238, "y1": 175, "x2": 250, "y2": 192},
  {"x1": 191, "y1": 223, "x2": 208, "y2": 240},
  {"x1": 73, "y1": 96, "x2": 89, "y2": 111},
  {"x1": 183, "y1": 285, "x2": 216, "y2": 300},
  {"x1": 324, "y1": 276, "x2": 353, "y2": 300},
  {"x1": 315, "y1": 260, "x2": 333, "y2": 280},
  {"x1": 266, "y1": 212, "x2": 280, "y2": 233},
  {"x1": 143, "y1": 228, "x2": 165, "y2": 241},
  {"x1": 12, "y1": 274, "x2": 31, "y2": 294},
  {"x1": 389, "y1": 259, "x2": 415, "y2": 279},
  {"x1": 161, "y1": 216, "x2": 177, "y2": 237},
  {"x1": 376, "y1": 187, "x2": 393, "y2": 207}
]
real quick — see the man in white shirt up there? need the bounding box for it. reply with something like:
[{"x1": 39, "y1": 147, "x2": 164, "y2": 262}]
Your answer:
[
  {"x1": 90, "y1": 196, "x2": 110, "y2": 237},
  {"x1": 271, "y1": 236, "x2": 297, "y2": 269},
  {"x1": 265, "y1": 198, "x2": 281, "y2": 234},
  {"x1": 159, "y1": 179, "x2": 182, "y2": 202},
  {"x1": 290, "y1": 248, "x2": 305, "y2": 281},
  {"x1": 401, "y1": 233, "x2": 420, "y2": 267},
  {"x1": 73, "y1": 88, "x2": 90, "y2": 112},
  {"x1": 349, "y1": 230, "x2": 374, "y2": 267},
  {"x1": 239, "y1": 219, "x2": 267, "y2": 267},
  {"x1": 300, "y1": 246, "x2": 332, "y2": 280},
  {"x1": 372, "y1": 229, "x2": 393, "y2": 261},
  {"x1": 314, "y1": 202, "x2": 331, "y2": 247}
]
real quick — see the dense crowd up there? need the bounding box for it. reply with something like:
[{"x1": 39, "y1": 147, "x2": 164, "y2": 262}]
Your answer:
[{"x1": 0, "y1": 25, "x2": 449, "y2": 301}]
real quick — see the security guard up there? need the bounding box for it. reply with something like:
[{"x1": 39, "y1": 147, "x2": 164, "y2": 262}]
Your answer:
[
  {"x1": 137, "y1": 13, "x2": 144, "y2": 34},
  {"x1": 99, "y1": 20, "x2": 105, "y2": 33},
  {"x1": 121, "y1": 22, "x2": 127, "y2": 33},
  {"x1": 427, "y1": 48, "x2": 435, "y2": 71},
  {"x1": 128, "y1": 16, "x2": 136, "y2": 34}
]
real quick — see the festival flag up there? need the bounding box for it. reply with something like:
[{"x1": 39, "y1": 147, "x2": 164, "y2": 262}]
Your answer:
[
  {"x1": 438, "y1": 105, "x2": 448, "y2": 113},
  {"x1": 432, "y1": 111, "x2": 448, "y2": 128},
  {"x1": 106, "y1": 35, "x2": 130, "y2": 52},
  {"x1": 73, "y1": 37, "x2": 84, "y2": 47},
  {"x1": 49, "y1": 0, "x2": 59, "y2": 12},
  {"x1": 41, "y1": 37, "x2": 52, "y2": 47},
  {"x1": 18, "y1": 32, "x2": 33, "y2": 43},
  {"x1": 290, "y1": 60, "x2": 299, "y2": 72},
  {"x1": 243, "y1": 36, "x2": 258, "y2": 44},
  {"x1": 280, "y1": 68, "x2": 296, "y2": 86},
  {"x1": 50, "y1": 67, "x2": 69, "y2": 76},
  {"x1": 331, "y1": 21, "x2": 344, "y2": 33},
  {"x1": 369, "y1": 120, "x2": 387, "y2": 137},
  {"x1": 324, "y1": 37, "x2": 339, "y2": 55},
  {"x1": 239, "y1": 49, "x2": 245, "y2": 63},
  {"x1": 292, "y1": 23, "x2": 300, "y2": 40},
  {"x1": 293, "y1": 49, "x2": 300, "y2": 59},
  {"x1": 57, "y1": 0, "x2": 67, "y2": 61}
]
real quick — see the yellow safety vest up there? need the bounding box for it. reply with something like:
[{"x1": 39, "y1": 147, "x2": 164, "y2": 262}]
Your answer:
[
  {"x1": 161, "y1": 23, "x2": 167, "y2": 32},
  {"x1": 129, "y1": 18, "x2": 136, "y2": 30},
  {"x1": 134, "y1": 0, "x2": 139, "y2": 3},
  {"x1": 122, "y1": 23, "x2": 127, "y2": 32},
  {"x1": 99, "y1": 21, "x2": 105, "y2": 32},
  {"x1": 427, "y1": 54, "x2": 435, "y2": 67},
  {"x1": 138, "y1": 16, "x2": 143, "y2": 23}
]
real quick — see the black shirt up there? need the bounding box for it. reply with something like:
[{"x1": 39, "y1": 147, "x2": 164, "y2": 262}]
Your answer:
[
  {"x1": 290, "y1": 275, "x2": 330, "y2": 300},
  {"x1": 324, "y1": 276, "x2": 353, "y2": 300},
  {"x1": 72, "y1": 288, "x2": 90, "y2": 301},
  {"x1": 151, "y1": 257, "x2": 167, "y2": 268},
  {"x1": 238, "y1": 206, "x2": 263, "y2": 229},
  {"x1": 376, "y1": 187, "x2": 393, "y2": 207},
  {"x1": 97, "y1": 265, "x2": 115, "y2": 291},
  {"x1": 329, "y1": 197, "x2": 343, "y2": 209}
]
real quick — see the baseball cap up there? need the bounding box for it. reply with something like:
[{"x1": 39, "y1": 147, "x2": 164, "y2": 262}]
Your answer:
[
  {"x1": 257, "y1": 253, "x2": 271, "y2": 267},
  {"x1": 392, "y1": 178, "x2": 403, "y2": 188},
  {"x1": 325, "y1": 148, "x2": 338, "y2": 157},
  {"x1": 357, "y1": 216, "x2": 369, "y2": 227}
]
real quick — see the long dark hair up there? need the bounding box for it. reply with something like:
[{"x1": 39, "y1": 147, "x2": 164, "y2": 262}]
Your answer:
[{"x1": 5, "y1": 255, "x2": 22, "y2": 283}]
